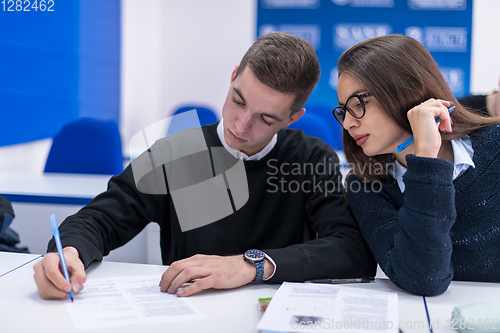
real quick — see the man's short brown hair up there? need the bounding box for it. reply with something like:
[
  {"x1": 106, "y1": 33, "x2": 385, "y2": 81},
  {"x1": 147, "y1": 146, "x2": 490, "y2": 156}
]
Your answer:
[{"x1": 237, "y1": 32, "x2": 320, "y2": 115}]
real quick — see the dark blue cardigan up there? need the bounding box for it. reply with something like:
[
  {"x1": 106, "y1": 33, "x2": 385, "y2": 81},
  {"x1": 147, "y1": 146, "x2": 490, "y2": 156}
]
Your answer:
[{"x1": 347, "y1": 124, "x2": 500, "y2": 296}]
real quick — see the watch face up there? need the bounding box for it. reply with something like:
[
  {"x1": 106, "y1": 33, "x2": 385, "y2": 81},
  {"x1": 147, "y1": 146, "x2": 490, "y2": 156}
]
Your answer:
[{"x1": 245, "y1": 249, "x2": 265, "y2": 261}]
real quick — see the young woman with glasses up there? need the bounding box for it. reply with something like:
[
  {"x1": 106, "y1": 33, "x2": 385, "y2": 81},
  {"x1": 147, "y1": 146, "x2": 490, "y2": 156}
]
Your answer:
[{"x1": 333, "y1": 34, "x2": 500, "y2": 296}]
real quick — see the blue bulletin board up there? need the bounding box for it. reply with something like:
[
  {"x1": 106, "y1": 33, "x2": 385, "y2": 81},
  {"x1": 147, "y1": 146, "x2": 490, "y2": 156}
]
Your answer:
[
  {"x1": 257, "y1": 0, "x2": 472, "y2": 113},
  {"x1": 0, "y1": 0, "x2": 120, "y2": 147}
]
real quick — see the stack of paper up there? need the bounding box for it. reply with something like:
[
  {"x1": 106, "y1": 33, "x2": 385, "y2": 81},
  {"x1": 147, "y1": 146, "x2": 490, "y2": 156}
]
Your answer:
[
  {"x1": 257, "y1": 282, "x2": 398, "y2": 333},
  {"x1": 64, "y1": 275, "x2": 204, "y2": 330}
]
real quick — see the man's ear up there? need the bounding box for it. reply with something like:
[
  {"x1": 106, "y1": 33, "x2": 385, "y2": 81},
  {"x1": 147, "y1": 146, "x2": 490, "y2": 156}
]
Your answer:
[
  {"x1": 286, "y1": 108, "x2": 306, "y2": 127},
  {"x1": 231, "y1": 65, "x2": 239, "y2": 83}
]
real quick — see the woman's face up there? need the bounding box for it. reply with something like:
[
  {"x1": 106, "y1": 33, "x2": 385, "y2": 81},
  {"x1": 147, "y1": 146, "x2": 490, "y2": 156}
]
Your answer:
[{"x1": 337, "y1": 74, "x2": 412, "y2": 156}]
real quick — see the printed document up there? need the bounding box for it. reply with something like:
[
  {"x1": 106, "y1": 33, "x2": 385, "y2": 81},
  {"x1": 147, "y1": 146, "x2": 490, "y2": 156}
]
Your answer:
[
  {"x1": 64, "y1": 275, "x2": 204, "y2": 330},
  {"x1": 257, "y1": 281, "x2": 398, "y2": 333}
]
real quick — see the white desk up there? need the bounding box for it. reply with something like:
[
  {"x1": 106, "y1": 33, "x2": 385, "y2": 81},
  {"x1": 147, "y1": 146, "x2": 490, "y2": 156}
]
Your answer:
[
  {"x1": 0, "y1": 173, "x2": 161, "y2": 265},
  {"x1": 0, "y1": 173, "x2": 110, "y2": 257},
  {"x1": 0, "y1": 252, "x2": 42, "y2": 277},
  {"x1": 0, "y1": 173, "x2": 111, "y2": 205},
  {"x1": 0, "y1": 255, "x2": 275, "y2": 333},
  {"x1": 0, "y1": 252, "x2": 432, "y2": 333},
  {"x1": 424, "y1": 281, "x2": 500, "y2": 333}
]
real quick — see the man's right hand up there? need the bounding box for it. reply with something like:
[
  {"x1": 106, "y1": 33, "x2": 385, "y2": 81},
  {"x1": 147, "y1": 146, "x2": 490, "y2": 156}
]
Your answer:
[{"x1": 33, "y1": 246, "x2": 87, "y2": 300}]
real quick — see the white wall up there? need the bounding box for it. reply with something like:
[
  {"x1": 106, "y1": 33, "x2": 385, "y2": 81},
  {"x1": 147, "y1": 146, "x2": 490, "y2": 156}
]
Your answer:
[
  {"x1": 470, "y1": 0, "x2": 500, "y2": 94},
  {"x1": 0, "y1": 139, "x2": 52, "y2": 174},
  {"x1": 120, "y1": 0, "x2": 256, "y2": 157}
]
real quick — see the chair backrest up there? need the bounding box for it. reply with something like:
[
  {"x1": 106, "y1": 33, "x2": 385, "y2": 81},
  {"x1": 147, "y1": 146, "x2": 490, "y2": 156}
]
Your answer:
[
  {"x1": 44, "y1": 117, "x2": 123, "y2": 175},
  {"x1": 167, "y1": 106, "x2": 219, "y2": 135},
  {"x1": 288, "y1": 111, "x2": 341, "y2": 150}
]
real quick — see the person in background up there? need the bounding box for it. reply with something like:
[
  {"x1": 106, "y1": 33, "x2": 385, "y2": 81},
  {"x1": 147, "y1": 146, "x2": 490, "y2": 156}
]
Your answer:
[
  {"x1": 332, "y1": 34, "x2": 500, "y2": 296},
  {"x1": 458, "y1": 78, "x2": 500, "y2": 117},
  {"x1": 33, "y1": 32, "x2": 376, "y2": 300},
  {"x1": 0, "y1": 196, "x2": 29, "y2": 253}
]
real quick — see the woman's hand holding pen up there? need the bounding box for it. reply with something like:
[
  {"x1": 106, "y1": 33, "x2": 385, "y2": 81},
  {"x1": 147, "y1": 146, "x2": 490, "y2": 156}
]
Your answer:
[
  {"x1": 33, "y1": 246, "x2": 87, "y2": 300},
  {"x1": 406, "y1": 99, "x2": 453, "y2": 159}
]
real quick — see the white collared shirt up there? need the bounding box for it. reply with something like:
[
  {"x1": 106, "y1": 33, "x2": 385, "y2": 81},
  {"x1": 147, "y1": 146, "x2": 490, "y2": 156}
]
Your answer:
[
  {"x1": 388, "y1": 136, "x2": 475, "y2": 193},
  {"x1": 216, "y1": 118, "x2": 278, "y2": 280},
  {"x1": 216, "y1": 118, "x2": 277, "y2": 161}
]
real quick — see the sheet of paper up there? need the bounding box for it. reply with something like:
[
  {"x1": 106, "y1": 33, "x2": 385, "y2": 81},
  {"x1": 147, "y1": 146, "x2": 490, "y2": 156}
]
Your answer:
[
  {"x1": 257, "y1": 282, "x2": 398, "y2": 333},
  {"x1": 64, "y1": 275, "x2": 205, "y2": 330}
]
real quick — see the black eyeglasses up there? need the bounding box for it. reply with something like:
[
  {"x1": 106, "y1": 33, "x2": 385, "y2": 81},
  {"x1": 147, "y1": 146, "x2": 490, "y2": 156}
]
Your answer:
[{"x1": 332, "y1": 92, "x2": 373, "y2": 126}]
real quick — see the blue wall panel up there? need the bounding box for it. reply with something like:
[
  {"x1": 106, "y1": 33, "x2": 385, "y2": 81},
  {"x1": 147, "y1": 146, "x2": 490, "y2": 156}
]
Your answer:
[
  {"x1": 0, "y1": 1, "x2": 79, "y2": 146},
  {"x1": 257, "y1": 0, "x2": 473, "y2": 112},
  {"x1": 0, "y1": 0, "x2": 120, "y2": 147},
  {"x1": 79, "y1": 0, "x2": 120, "y2": 121}
]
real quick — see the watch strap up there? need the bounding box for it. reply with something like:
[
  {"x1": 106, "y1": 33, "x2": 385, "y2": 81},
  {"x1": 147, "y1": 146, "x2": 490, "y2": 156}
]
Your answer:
[{"x1": 254, "y1": 259, "x2": 264, "y2": 282}]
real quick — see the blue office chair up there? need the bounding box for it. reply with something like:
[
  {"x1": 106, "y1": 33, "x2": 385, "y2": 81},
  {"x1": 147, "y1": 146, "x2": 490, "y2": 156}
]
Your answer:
[
  {"x1": 167, "y1": 105, "x2": 219, "y2": 135},
  {"x1": 44, "y1": 117, "x2": 123, "y2": 175},
  {"x1": 301, "y1": 104, "x2": 344, "y2": 150},
  {"x1": 288, "y1": 111, "x2": 341, "y2": 150}
]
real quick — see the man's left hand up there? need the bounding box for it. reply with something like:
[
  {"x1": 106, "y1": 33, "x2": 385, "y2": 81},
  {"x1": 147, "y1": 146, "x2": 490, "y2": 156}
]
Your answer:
[{"x1": 159, "y1": 254, "x2": 261, "y2": 297}]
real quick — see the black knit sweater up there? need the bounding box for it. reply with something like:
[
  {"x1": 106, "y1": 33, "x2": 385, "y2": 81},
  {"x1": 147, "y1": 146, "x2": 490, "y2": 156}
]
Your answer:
[
  {"x1": 49, "y1": 123, "x2": 376, "y2": 283},
  {"x1": 347, "y1": 124, "x2": 500, "y2": 296}
]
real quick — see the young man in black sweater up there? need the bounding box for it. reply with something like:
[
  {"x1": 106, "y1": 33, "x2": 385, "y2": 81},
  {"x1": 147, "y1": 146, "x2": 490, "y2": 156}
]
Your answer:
[{"x1": 34, "y1": 32, "x2": 376, "y2": 299}]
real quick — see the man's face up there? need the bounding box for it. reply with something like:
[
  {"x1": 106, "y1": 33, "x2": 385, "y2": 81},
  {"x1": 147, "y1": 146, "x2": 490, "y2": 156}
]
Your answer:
[{"x1": 222, "y1": 66, "x2": 305, "y2": 156}]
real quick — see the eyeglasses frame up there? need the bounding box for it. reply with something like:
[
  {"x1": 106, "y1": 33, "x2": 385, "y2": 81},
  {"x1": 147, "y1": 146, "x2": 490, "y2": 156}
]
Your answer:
[{"x1": 332, "y1": 92, "x2": 373, "y2": 126}]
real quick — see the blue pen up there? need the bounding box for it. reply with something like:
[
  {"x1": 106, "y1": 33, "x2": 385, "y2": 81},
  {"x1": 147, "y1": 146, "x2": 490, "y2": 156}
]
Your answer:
[
  {"x1": 395, "y1": 105, "x2": 455, "y2": 153},
  {"x1": 50, "y1": 214, "x2": 74, "y2": 302}
]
